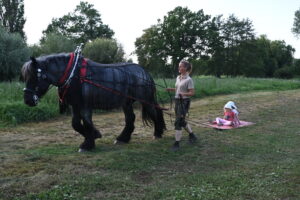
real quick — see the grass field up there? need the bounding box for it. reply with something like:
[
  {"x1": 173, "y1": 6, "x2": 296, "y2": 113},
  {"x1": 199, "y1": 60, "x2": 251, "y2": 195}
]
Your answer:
[
  {"x1": 1, "y1": 76, "x2": 300, "y2": 126},
  {"x1": 0, "y1": 89, "x2": 299, "y2": 199}
]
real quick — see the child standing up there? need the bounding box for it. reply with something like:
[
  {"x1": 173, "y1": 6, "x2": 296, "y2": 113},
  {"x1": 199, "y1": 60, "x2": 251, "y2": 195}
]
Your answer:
[
  {"x1": 166, "y1": 60, "x2": 197, "y2": 151},
  {"x1": 215, "y1": 101, "x2": 240, "y2": 127}
]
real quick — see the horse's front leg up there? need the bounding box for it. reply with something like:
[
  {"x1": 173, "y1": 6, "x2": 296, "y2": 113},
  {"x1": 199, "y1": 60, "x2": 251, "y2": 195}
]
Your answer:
[
  {"x1": 72, "y1": 105, "x2": 102, "y2": 139},
  {"x1": 78, "y1": 107, "x2": 101, "y2": 152},
  {"x1": 71, "y1": 105, "x2": 85, "y2": 137},
  {"x1": 72, "y1": 106, "x2": 90, "y2": 152}
]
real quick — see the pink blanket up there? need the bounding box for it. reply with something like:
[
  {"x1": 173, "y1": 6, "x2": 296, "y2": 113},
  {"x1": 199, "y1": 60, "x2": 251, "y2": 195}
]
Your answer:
[{"x1": 204, "y1": 120, "x2": 254, "y2": 130}]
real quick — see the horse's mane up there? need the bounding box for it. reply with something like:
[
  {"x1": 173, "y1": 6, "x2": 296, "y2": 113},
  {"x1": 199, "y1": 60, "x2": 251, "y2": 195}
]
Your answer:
[
  {"x1": 21, "y1": 61, "x2": 33, "y2": 82},
  {"x1": 37, "y1": 53, "x2": 69, "y2": 62},
  {"x1": 22, "y1": 53, "x2": 139, "y2": 82},
  {"x1": 21, "y1": 53, "x2": 70, "y2": 82}
]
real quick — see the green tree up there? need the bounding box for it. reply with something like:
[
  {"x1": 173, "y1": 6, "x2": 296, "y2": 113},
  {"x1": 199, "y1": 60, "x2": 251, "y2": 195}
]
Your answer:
[
  {"x1": 293, "y1": 58, "x2": 300, "y2": 75},
  {"x1": 135, "y1": 25, "x2": 168, "y2": 76},
  {"x1": 237, "y1": 39, "x2": 266, "y2": 77},
  {"x1": 242, "y1": 35, "x2": 271, "y2": 77},
  {"x1": 205, "y1": 15, "x2": 226, "y2": 77},
  {"x1": 292, "y1": 7, "x2": 300, "y2": 38},
  {"x1": 33, "y1": 32, "x2": 76, "y2": 57},
  {"x1": 270, "y1": 40, "x2": 295, "y2": 78},
  {"x1": 42, "y1": 1, "x2": 114, "y2": 44},
  {"x1": 135, "y1": 6, "x2": 211, "y2": 76},
  {"x1": 0, "y1": 0, "x2": 25, "y2": 38},
  {"x1": 222, "y1": 14, "x2": 255, "y2": 76},
  {"x1": 203, "y1": 14, "x2": 256, "y2": 77},
  {"x1": 249, "y1": 35, "x2": 295, "y2": 78},
  {"x1": 0, "y1": 25, "x2": 29, "y2": 81},
  {"x1": 160, "y1": 7, "x2": 211, "y2": 75},
  {"x1": 270, "y1": 40, "x2": 294, "y2": 68},
  {"x1": 83, "y1": 38, "x2": 125, "y2": 63}
]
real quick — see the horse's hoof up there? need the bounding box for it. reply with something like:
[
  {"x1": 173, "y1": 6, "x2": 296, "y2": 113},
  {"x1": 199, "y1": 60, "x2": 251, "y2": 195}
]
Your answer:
[
  {"x1": 94, "y1": 130, "x2": 102, "y2": 139},
  {"x1": 153, "y1": 135, "x2": 162, "y2": 140},
  {"x1": 78, "y1": 148, "x2": 88, "y2": 153},
  {"x1": 114, "y1": 140, "x2": 127, "y2": 145},
  {"x1": 94, "y1": 133, "x2": 102, "y2": 139}
]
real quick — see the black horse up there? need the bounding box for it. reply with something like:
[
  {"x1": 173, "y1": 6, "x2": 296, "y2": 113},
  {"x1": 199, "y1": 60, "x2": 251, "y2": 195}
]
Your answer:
[{"x1": 22, "y1": 53, "x2": 166, "y2": 152}]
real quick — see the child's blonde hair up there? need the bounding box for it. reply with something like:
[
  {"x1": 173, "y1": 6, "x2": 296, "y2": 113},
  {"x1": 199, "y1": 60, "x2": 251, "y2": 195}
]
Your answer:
[{"x1": 180, "y1": 60, "x2": 192, "y2": 73}]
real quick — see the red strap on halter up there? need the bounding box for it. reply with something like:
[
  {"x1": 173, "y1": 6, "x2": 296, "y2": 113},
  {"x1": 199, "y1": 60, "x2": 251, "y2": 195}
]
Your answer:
[
  {"x1": 59, "y1": 56, "x2": 87, "y2": 103},
  {"x1": 80, "y1": 58, "x2": 88, "y2": 79},
  {"x1": 58, "y1": 53, "x2": 75, "y2": 85}
]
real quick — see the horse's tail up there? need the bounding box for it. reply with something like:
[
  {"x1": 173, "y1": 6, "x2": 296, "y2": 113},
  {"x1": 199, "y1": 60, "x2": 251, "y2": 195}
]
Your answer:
[
  {"x1": 141, "y1": 104, "x2": 166, "y2": 129},
  {"x1": 155, "y1": 106, "x2": 167, "y2": 131},
  {"x1": 141, "y1": 85, "x2": 166, "y2": 136}
]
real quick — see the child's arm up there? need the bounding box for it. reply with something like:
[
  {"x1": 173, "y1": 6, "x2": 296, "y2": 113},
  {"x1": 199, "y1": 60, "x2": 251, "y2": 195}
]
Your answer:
[{"x1": 166, "y1": 88, "x2": 175, "y2": 92}]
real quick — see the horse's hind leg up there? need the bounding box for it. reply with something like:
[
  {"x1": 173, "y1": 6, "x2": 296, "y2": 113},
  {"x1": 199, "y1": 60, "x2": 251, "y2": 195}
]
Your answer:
[
  {"x1": 142, "y1": 104, "x2": 166, "y2": 139},
  {"x1": 115, "y1": 100, "x2": 135, "y2": 144}
]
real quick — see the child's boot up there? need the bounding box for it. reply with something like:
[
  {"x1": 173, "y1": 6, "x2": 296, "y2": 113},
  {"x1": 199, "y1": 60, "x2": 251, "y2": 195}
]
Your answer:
[
  {"x1": 188, "y1": 133, "x2": 197, "y2": 144},
  {"x1": 172, "y1": 141, "x2": 180, "y2": 151}
]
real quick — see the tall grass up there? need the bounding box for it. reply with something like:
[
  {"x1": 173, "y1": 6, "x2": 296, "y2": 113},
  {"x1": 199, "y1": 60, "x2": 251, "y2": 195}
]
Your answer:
[
  {"x1": 0, "y1": 82, "x2": 59, "y2": 126},
  {"x1": 155, "y1": 76, "x2": 300, "y2": 102},
  {"x1": 1, "y1": 77, "x2": 300, "y2": 126}
]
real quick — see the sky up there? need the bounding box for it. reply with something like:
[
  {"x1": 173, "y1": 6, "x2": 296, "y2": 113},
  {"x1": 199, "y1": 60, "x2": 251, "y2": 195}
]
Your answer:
[{"x1": 24, "y1": 0, "x2": 300, "y2": 61}]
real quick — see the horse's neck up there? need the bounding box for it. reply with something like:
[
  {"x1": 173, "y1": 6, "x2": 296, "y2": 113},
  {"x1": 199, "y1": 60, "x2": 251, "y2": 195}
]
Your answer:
[{"x1": 47, "y1": 54, "x2": 72, "y2": 87}]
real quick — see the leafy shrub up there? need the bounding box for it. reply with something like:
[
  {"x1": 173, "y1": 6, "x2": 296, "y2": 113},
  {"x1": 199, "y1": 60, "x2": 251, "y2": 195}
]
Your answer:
[
  {"x1": 293, "y1": 59, "x2": 300, "y2": 76},
  {"x1": 30, "y1": 32, "x2": 76, "y2": 57},
  {"x1": 40, "y1": 32, "x2": 76, "y2": 54},
  {"x1": 273, "y1": 67, "x2": 294, "y2": 79},
  {"x1": 82, "y1": 38, "x2": 125, "y2": 63},
  {"x1": 0, "y1": 26, "x2": 30, "y2": 81}
]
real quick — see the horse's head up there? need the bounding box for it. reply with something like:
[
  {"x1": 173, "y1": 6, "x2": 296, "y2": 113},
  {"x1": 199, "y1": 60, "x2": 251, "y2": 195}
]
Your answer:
[{"x1": 22, "y1": 57, "x2": 51, "y2": 106}]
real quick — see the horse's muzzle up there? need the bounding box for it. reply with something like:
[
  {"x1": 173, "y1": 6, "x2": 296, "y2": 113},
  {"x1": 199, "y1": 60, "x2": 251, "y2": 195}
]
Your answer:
[{"x1": 23, "y1": 88, "x2": 39, "y2": 106}]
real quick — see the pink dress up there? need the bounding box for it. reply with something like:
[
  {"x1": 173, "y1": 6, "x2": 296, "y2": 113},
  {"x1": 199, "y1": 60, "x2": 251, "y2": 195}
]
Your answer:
[{"x1": 215, "y1": 111, "x2": 236, "y2": 126}]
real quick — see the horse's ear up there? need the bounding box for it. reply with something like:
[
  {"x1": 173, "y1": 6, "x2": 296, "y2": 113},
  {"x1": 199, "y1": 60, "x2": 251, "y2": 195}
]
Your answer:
[
  {"x1": 30, "y1": 56, "x2": 38, "y2": 69},
  {"x1": 30, "y1": 56, "x2": 37, "y2": 64}
]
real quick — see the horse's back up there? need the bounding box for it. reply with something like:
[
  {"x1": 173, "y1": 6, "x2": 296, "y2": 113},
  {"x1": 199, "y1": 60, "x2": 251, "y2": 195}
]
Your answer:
[
  {"x1": 86, "y1": 60, "x2": 132, "y2": 68},
  {"x1": 82, "y1": 60, "x2": 155, "y2": 109}
]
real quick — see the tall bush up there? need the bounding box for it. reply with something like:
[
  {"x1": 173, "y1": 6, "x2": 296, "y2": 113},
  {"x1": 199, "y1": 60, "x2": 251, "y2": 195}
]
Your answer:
[
  {"x1": 82, "y1": 38, "x2": 125, "y2": 63},
  {"x1": 30, "y1": 33, "x2": 76, "y2": 57},
  {"x1": 273, "y1": 66, "x2": 294, "y2": 79},
  {"x1": 293, "y1": 59, "x2": 300, "y2": 75},
  {"x1": 0, "y1": 25, "x2": 30, "y2": 81}
]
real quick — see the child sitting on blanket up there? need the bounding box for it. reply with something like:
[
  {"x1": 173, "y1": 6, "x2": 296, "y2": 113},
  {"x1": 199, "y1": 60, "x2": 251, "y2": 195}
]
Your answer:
[{"x1": 214, "y1": 101, "x2": 241, "y2": 127}]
